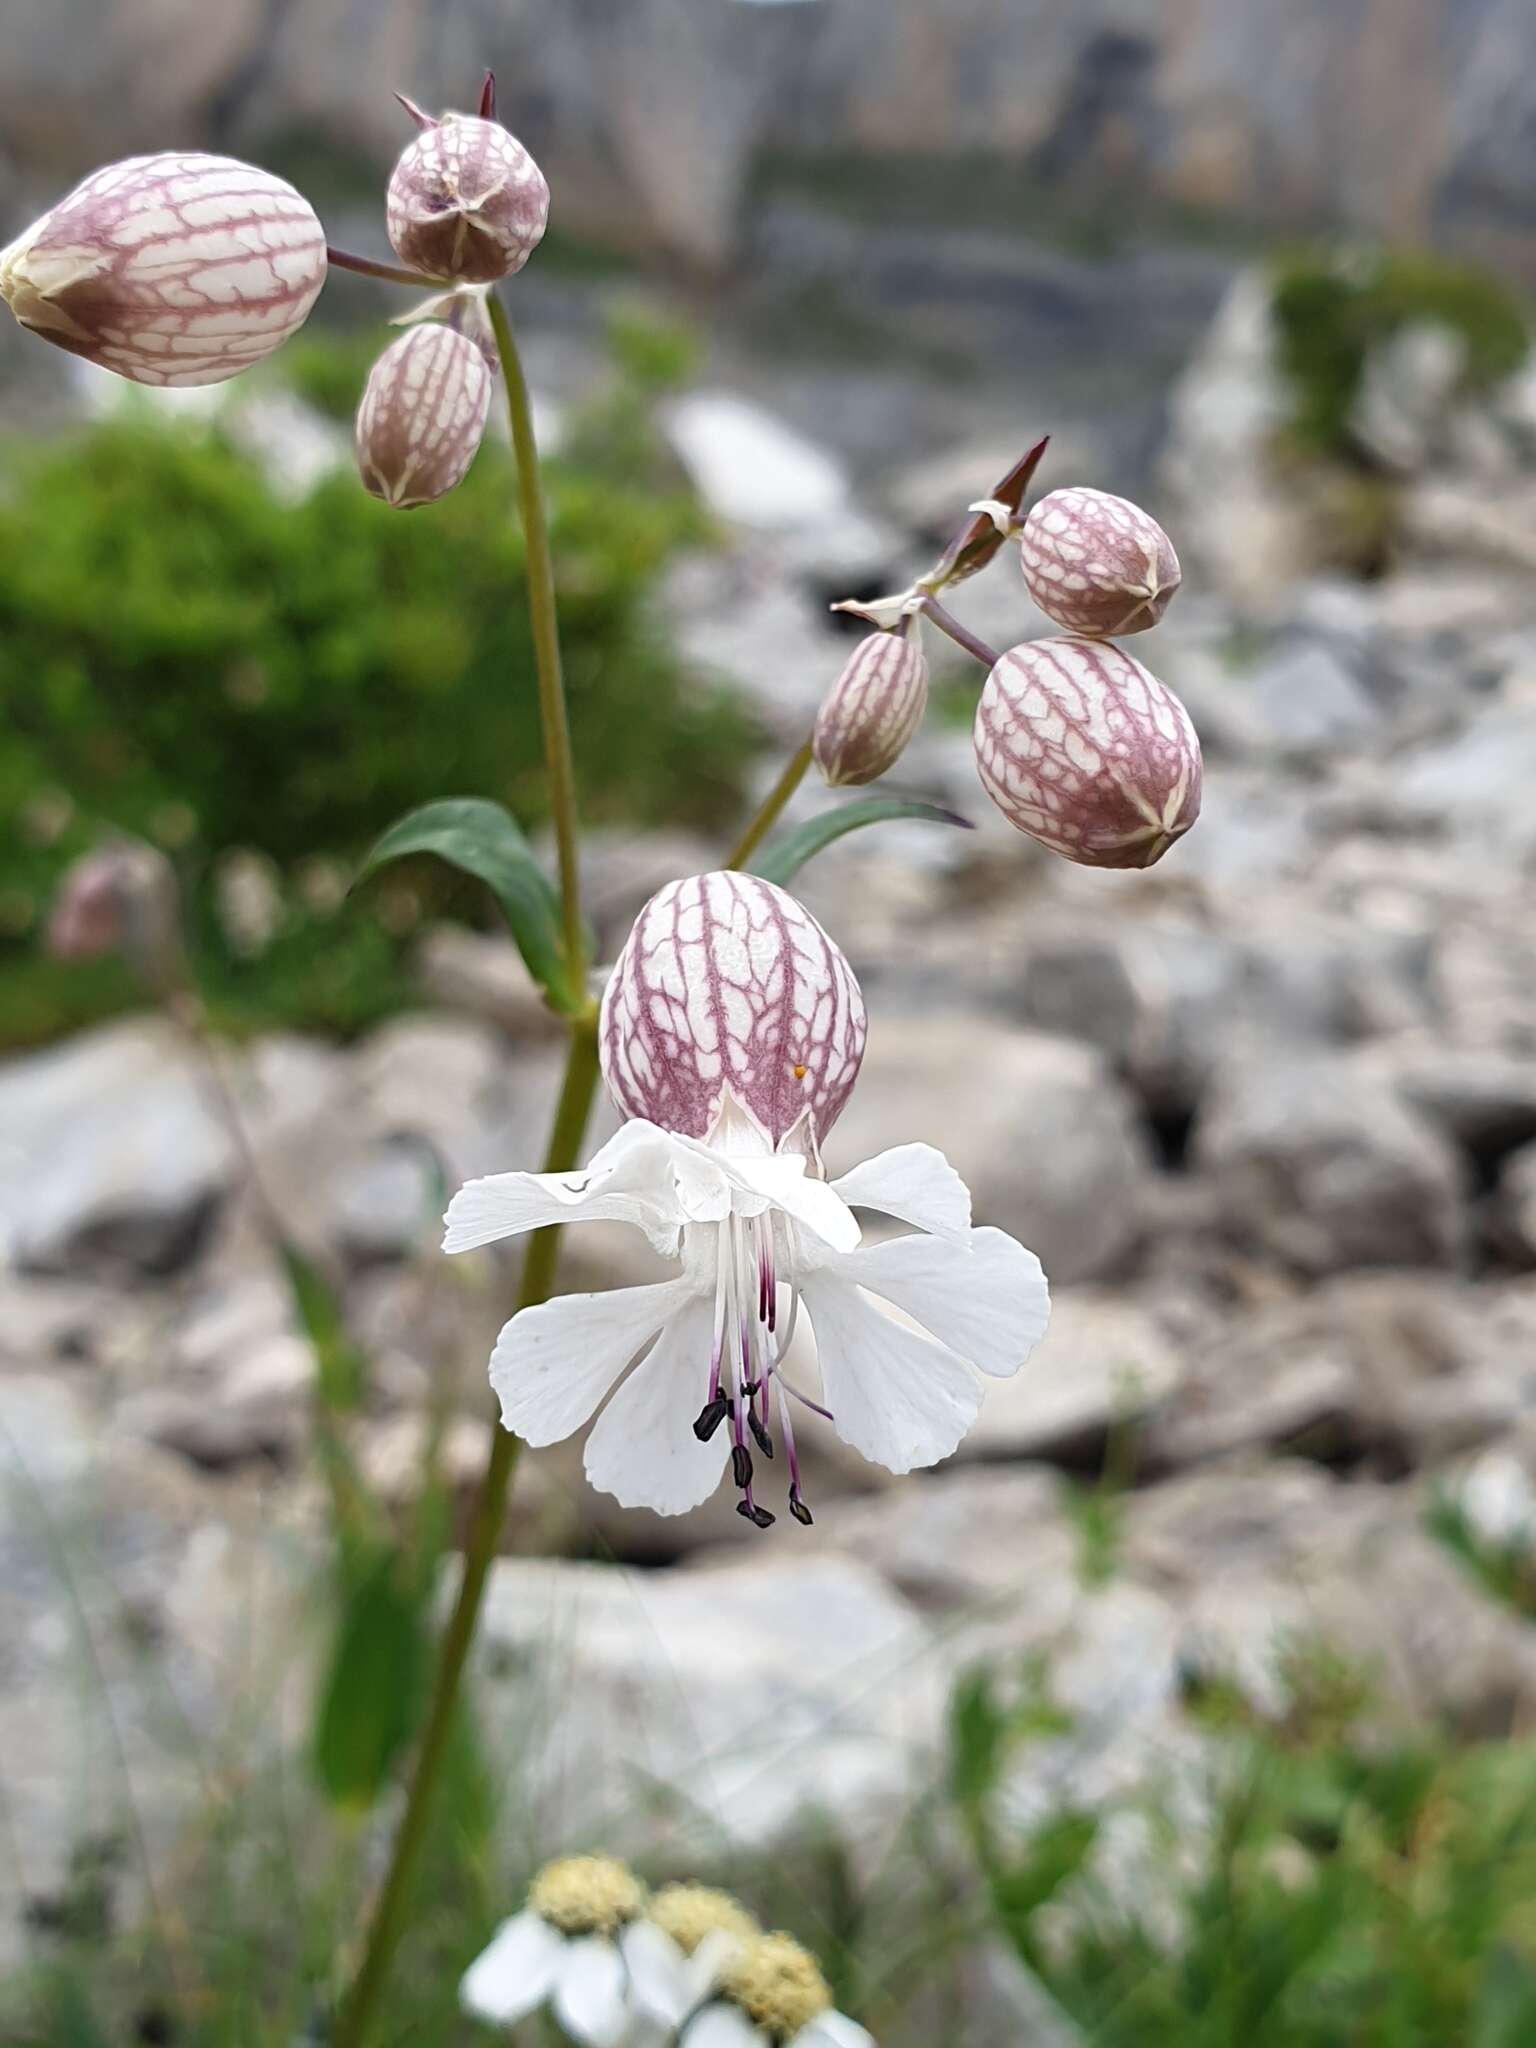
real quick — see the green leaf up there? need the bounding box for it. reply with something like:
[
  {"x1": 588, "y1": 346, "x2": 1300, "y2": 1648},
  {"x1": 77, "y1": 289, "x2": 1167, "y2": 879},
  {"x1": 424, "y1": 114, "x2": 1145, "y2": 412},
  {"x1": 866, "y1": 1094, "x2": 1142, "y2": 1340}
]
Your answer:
[
  {"x1": 312, "y1": 1546, "x2": 428, "y2": 1810},
  {"x1": 278, "y1": 1239, "x2": 365, "y2": 1413},
  {"x1": 1475, "y1": 1945, "x2": 1536, "y2": 2048},
  {"x1": 357, "y1": 797, "x2": 580, "y2": 1013},
  {"x1": 751, "y1": 797, "x2": 971, "y2": 887}
]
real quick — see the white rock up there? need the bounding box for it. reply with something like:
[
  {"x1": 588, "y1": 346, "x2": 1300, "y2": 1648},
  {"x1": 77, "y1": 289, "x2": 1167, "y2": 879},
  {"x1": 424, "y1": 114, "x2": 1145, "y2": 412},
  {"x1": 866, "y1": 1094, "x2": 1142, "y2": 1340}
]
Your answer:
[
  {"x1": 827, "y1": 1017, "x2": 1152, "y2": 1285},
  {"x1": 475, "y1": 1554, "x2": 935, "y2": 1863},
  {"x1": 0, "y1": 1020, "x2": 234, "y2": 1277}
]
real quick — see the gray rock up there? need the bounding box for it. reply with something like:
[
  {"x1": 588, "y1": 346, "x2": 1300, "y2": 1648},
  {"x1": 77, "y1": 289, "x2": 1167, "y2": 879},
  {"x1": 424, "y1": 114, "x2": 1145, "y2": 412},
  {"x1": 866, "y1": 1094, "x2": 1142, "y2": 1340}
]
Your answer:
[
  {"x1": 827, "y1": 1017, "x2": 1153, "y2": 1285},
  {"x1": 1146, "y1": 1272, "x2": 1536, "y2": 1472},
  {"x1": 0, "y1": 1374, "x2": 304, "y2": 1969},
  {"x1": 0, "y1": 1020, "x2": 234, "y2": 1277},
  {"x1": 1123, "y1": 1462, "x2": 1536, "y2": 1732},
  {"x1": 327, "y1": 1137, "x2": 441, "y2": 1266},
  {"x1": 812, "y1": 1465, "x2": 1077, "y2": 1608},
  {"x1": 1498, "y1": 1141, "x2": 1536, "y2": 1264},
  {"x1": 1193, "y1": 1053, "x2": 1469, "y2": 1274},
  {"x1": 962, "y1": 1291, "x2": 1187, "y2": 1468},
  {"x1": 120, "y1": 1332, "x2": 317, "y2": 1471},
  {"x1": 1241, "y1": 635, "x2": 1381, "y2": 755},
  {"x1": 412, "y1": 924, "x2": 562, "y2": 1039},
  {"x1": 1390, "y1": 705, "x2": 1536, "y2": 859},
  {"x1": 475, "y1": 1554, "x2": 937, "y2": 1866},
  {"x1": 1351, "y1": 321, "x2": 1468, "y2": 474}
]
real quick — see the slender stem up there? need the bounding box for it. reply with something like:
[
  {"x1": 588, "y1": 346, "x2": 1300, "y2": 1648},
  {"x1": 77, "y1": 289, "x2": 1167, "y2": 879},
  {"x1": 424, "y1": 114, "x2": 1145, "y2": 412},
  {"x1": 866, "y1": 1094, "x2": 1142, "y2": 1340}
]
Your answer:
[
  {"x1": 337, "y1": 287, "x2": 597, "y2": 2048},
  {"x1": 333, "y1": 1014, "x2": 602, "y2": 2048},
  {"x1": 487, "y1": 292, "x2": 588, "y2": 991},
  {"x1": 725, "y1": 737, "x2": 814, "y2": 870},
  {"x1": 325, "y1": 245, "x2": 441, "y2": 289},
  {"x1": 919, "y1": 595, "x2": 1001, "y2": 670}
]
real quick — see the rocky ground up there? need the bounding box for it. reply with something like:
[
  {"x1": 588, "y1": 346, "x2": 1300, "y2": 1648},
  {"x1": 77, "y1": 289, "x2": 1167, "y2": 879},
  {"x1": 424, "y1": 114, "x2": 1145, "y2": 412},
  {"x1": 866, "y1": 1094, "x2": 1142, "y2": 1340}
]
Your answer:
[{"x1": 8, "y1": 272, "x2": 1536, "y2": 2034}]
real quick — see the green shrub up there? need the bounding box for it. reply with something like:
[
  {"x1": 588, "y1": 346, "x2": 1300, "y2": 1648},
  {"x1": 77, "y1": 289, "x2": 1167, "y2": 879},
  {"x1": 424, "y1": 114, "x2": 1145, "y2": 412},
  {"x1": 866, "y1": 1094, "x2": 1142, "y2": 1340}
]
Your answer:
[
  {"x1": 0, "y1": 359, "x2": 755, "y2": 1042},
  {"x1": 1271, "y1": 244, "x2": 1530, "y2": 457}
]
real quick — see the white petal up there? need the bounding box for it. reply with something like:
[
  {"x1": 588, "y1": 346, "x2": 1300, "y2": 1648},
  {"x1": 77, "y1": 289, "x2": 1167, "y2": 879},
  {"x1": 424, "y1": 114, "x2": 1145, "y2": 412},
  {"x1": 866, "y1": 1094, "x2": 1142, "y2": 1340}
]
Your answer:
[
  {"x1": 831, "y1": 1143, "x2": 972, "y2": 1238},
  {"x1": 689, "y1": 1927, "x2": 747, "y2": 1993},
  {"x1": 443, "y1": 1121, "x2": 686, "y2": 1255},
  {"x1": 460, "y1": 1910, "x2": 563, "y2": 2024},
  {"x1": 553, "y1": 1935, "x2": 633, "y2": 2047},
  {"x1": 726, "y1": 1153, "x2": 861, "y2": 1253},
  {"x1": 798, "y1": 2013, "x2": 875, "y2": 2048},
  {"x1": 800, "y1": 1271, "x2": 984, "y2": 1473},
  {"x1": 584, "y1": 1296, "x2": 730, "y2": 1513},
  {"x1": 490, "y1": 1279, "x2": 696, "y2": 1446},
  {"x1": 621, "y1": 1920, "x2": 694, "y2": 2025},
  {"x1": 684, "y1": 2008, "x2": 769, "y2": 2048},
  {"x1": 836, "y1": 1226, "x2": 1049, "y2": 1378}
]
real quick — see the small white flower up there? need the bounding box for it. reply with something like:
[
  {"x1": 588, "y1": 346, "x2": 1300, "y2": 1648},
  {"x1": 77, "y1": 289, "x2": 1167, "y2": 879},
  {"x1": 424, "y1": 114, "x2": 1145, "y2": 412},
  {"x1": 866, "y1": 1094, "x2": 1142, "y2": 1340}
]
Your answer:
[
  {"x1": 444, "y1": 1090, "x2": 1050, "y2": 1525},
  {"x1": 679, "y1": 1931, "x2": 874, "y2": 2048},
  {"x1": 623, "y1": 1885, "x2": 760, "y2": 2036},
  {"x1": 461, "y1": 1856, "x2": 649, "y2": 2047}
]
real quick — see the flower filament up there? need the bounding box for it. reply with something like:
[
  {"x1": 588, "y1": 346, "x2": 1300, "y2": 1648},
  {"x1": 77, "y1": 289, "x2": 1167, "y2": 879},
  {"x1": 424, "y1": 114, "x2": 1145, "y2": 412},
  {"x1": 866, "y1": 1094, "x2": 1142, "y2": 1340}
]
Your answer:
[{"x1": 693, "y1": 1210, "x2": 821, "y2": 1529}]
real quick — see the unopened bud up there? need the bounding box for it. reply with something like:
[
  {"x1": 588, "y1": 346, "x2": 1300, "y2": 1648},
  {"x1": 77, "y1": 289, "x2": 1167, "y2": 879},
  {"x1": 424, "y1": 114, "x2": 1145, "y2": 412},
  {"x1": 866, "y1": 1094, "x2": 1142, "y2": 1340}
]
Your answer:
[
  {"x1": 0, "y1": 153, "x2": 326, "y2": 386},
  {"x1": 813, "y1": 630, "x2": 928, "y2": 787},
  {"x1": 1019, "y1": 488, "x2": 1181, "y2": 637},
  {"x1": 974, "y1": 637, "x2": 1201, "y2": 869},
  {"x1": 356, "y1": 323, "x2": 494, "y2": 507},
  {"x1": 386, "y1": 113, "x2": 550, "y2": 283},
  {"x1": 47, "y1": 841, "x2": 183, "y2": 983}
]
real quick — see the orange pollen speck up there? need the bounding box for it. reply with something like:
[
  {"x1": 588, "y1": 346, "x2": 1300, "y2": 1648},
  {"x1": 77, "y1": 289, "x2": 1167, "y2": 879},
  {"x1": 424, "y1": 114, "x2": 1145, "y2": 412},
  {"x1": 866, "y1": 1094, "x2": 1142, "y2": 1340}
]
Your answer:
[{"x1": 793, "y1": 1063, "x2": 807, "y2": 1079}]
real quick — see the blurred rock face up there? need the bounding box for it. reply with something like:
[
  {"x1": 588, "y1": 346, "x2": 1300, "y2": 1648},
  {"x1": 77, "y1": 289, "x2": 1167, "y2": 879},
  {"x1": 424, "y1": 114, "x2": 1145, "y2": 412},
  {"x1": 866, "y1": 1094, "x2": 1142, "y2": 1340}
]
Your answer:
[{"x1": 5, "y1": 0, "x2": 1536, "y2": 272}]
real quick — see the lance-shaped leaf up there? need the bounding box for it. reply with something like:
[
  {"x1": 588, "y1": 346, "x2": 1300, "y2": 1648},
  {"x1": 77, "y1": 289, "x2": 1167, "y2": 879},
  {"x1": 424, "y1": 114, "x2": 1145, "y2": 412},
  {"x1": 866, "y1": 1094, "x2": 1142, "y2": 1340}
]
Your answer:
[
  {"x1": 930, "y1": 435, "x2": 1050, "y2": 590},
  {"x1": 357, "y1": 797, "x2": 582, "y2": 1013},
  {"x1": 750, "y1": 796, "x2": 971, "y2": 887},
  {"x1": 311, "y1": 1545, "x2": 428, "y2": 1809}
]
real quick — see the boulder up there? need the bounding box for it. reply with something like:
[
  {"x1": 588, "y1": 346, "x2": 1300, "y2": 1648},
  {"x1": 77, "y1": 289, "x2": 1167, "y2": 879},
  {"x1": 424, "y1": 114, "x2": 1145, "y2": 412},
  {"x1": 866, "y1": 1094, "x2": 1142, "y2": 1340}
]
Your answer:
[
  {"x1": 0, "y1": 1021, "x2": 234, "y2": 1277},
  {"x1": 960, "y1": 1290, "x2": 1188, "y2": 1468},
  {"x1": 826, "y1": 1017, "x2": 1153, "y2": 1285},
  {"x1": 475, "y1": 1554, "x2": 936, "y2": 1867},
  {"x1": 1193, "y1": 1053, "x2": 1469, "y2": 1274}
]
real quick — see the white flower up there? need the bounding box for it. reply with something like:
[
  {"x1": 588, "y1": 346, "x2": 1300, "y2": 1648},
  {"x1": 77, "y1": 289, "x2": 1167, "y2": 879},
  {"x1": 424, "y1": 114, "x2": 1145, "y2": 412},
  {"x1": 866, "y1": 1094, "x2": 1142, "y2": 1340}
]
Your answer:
[
  {"x1": 623, "y1": 1885, "x2": 760, "y2": 2038},
  {"x1": 461, "y1": 1856, "x2": 649, "y2": 2047},
  {"x1": 678, "y1": 1931, "x2": 875, "y2": 2048},
  {"x1": 444, "y1": 1090, "x2": 1050, "y2": 1525}
]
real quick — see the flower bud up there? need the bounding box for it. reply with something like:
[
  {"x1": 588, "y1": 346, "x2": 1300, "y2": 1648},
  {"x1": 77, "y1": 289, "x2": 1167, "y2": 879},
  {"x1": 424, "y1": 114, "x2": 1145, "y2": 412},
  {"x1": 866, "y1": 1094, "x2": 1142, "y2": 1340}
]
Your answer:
[
  {"x1": 0, "y1": 153, "x2": 326, "y2": 386},
  {"x1": 356, "y1": 323, "x2": 494, "y2": 507},
  {"x1": 974, "y1": 637, "x2": 1201, "y2": 869},
  {"x1": 386, "y1": 113, "x2": 550, "y2": 283},
  {"x1": 813, "y1": 629, "x2": 928, "y2": 787},
  {"x1": 46, "y1": 840, "x2": 183, "y2": 983},
  {"x1": 1019, "y1": 487, "x2": 1181, "y2": 637},
  {"x1": 600, "y1": 871, "x2": 867, "y2": 1150}
]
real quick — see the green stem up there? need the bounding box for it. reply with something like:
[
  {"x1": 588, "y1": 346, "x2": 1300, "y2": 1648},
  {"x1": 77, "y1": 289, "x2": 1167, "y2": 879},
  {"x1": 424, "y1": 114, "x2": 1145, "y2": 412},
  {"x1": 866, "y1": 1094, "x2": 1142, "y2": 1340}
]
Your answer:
[
  {"x1": 336, "y1": 289, "x2": 597, "y2": 2048},
  {"x1": 487, "y1": 291, "x2": 587, "y2": 990},
  {"x1": 725, "y1": 737, "x2": 815, "y2": 870},
  {"x1": 333, "y1": 1013, "x2": 601, "y2": 2048}
]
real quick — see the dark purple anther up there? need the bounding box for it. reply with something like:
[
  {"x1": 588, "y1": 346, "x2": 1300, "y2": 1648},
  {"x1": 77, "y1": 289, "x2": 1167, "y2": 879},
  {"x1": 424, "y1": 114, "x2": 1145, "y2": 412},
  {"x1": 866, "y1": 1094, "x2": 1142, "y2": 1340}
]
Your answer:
[{"x1": 693, "y1": 1395, "x2": 730, "y2": 1442}]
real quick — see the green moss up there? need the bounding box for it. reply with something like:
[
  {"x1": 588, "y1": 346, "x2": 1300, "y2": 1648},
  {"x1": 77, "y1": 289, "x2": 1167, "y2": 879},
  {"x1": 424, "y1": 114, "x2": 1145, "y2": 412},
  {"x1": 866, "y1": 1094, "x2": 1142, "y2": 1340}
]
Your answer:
[{"x1": 1270, "y1": 243, "x2": 1531, "y2": 458}]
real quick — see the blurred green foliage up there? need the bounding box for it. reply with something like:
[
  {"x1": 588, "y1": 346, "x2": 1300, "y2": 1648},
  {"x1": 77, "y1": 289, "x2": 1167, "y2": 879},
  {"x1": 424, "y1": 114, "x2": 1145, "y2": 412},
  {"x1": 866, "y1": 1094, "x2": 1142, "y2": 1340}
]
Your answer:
[
  {"x1": 1271, "y1": 244, "x2": 1530, "y2": 456},
  {"x1": 0, "y1": 321, "x2": 754, "y2": 1044},
  {"x1": 954, "y1": 1643, "x2": 1536, "y2": 2048}
]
